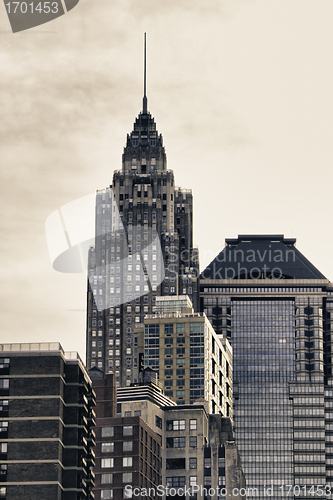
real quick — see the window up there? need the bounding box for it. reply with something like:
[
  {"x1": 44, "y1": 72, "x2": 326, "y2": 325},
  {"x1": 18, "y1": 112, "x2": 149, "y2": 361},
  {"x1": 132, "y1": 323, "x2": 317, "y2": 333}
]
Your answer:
[
  {"x1": 166, "y1": 458, "x2": 185, "y2": 469},
  {"x1": 177, "y1": 323, "x2": 185, "y2": 333},
  {"x1": 101, "y1": 442, "x2": 114, "y2": 453},
  {"x1": 204, "y1": 457, "x2": 211, "y2": 468},
  {"x1": 123, "y1": 426, "x2": 133, "y2": 436},
  {"x1": 0, "y1": 422, "x2": 8, "y2": 434},
  {"x1": 165, "y1": 348, "x2": 173, "y2": 356},
  {"x1": 190, "y1": 419, "x2": 197, "y2": 430},
  {"x1": 123, "y1": 441, "x2": 133, "y2": 451},
  {"x1": 0, "y1": 488, "x2": 6, "y2": 498},
  {"x1": 166, "y1": 477, "x2": 185, "y2": 487},
  {"x1": 165, "y1": 323, "x2": 174, "y2": 334},
  {"x1": 189, "y1": 458, "x2": 197, "y2": 469},
  {"x1": 177, "y1": 368, "x2": 185, "y2": 376},
  {"x1": 123, "y1": 457, "x2": 133, "y2": 467},
  {"x1": 123, "y1": 472, "x2": 133, "y2": 483},
  {"x1": 189, "y1": 436, "x2": 197, "y2": 448},
  {"x1": 134, "y1": 410, "x2": 141, "y2": 416},
  {"x1": 166, "y1": 419, "x2": 185, "y2": 431},
  {"x1": 101, "y1": 473, "x2": 113, "y2": 484},
  {"x1": 166, "y1": 437, "x2": 185, "y2": 448},
  {"x1": 0, "y1": 359, "x2": 9, "y2": 370},
  {"x1": 102, "y1": 427, "x2": 114, "y2": 437},
  {"x1": 101, "y1": 458, "x2": 114, "y2": 468},
  {"x1": 190, "y1": 476, "x2": 197, "y2": 486},
  {"x1": 0, "y1": 444, "x2": 7, "y2": 454},
  {"x1": 156, "y1": 415, "x2": 162, "y2": 429},
  {"x1": 101, "y1": 490, "x2": 113, "y2": 499},
  {"x1": 124, "y1": 411, "x2": 131, "y2": 417}
]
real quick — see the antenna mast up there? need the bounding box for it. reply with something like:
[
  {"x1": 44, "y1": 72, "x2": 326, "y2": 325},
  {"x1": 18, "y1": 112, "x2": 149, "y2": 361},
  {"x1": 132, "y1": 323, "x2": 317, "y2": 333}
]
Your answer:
[{"x1": 143, "y1": 33, "x2": 148, "y2": 114}]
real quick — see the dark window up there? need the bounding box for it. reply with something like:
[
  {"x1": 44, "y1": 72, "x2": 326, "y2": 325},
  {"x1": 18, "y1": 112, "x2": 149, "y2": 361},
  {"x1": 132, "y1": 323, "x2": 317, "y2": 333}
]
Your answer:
[
  {"x1": 165, "y1": 324, "x2": 174, "y2": 334},
  {"x1": 166, "y1": 437, "x2": 185, "y2": 448},
  {"x1": 155, "y1": 416, "x2": 162, "y2": 429},
  {"x1": 166, "y1": 458, "x2": 185, "y2": 469},
  {"x1": 166, "y1": 477, "x2": 185, "y2": 487},
  {"x1": 189, "y1": 436, "x2": 197, "y2": 448}
]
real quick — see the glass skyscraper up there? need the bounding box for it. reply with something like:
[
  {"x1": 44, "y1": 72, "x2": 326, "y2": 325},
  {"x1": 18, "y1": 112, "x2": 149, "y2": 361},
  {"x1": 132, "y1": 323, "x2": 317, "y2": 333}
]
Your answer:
[{"x1": 200, "y1": 235, "x2": 333, "y2": 499}]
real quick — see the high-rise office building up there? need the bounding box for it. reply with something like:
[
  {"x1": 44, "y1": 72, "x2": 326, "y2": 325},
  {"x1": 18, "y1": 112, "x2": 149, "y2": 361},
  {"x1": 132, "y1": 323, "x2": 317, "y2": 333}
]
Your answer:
[
  {"x1": 86, "y1": 38, "x2": 199, "y2": 386},
  {"x1": 135, "y1": 296, "x2": 233, "y2": 414},
  {"x1": 0, "y1": 342, "x2": 96, "y2": 500},
  {"x1": 200, "y1": 234, "x2": 333, "y2": 499}
]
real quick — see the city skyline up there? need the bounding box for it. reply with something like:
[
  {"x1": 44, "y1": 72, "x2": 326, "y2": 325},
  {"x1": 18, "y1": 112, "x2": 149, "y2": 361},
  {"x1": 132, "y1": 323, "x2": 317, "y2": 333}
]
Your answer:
[{"x1": 1, "y1": 1, "x2": 333, "y2": 359}]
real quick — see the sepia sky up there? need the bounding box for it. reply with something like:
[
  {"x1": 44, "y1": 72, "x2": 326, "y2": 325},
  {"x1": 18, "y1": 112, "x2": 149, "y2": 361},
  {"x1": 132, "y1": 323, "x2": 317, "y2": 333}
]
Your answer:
[{"x1": 1, "y1": 0, "x2": 333, "y2": 360}]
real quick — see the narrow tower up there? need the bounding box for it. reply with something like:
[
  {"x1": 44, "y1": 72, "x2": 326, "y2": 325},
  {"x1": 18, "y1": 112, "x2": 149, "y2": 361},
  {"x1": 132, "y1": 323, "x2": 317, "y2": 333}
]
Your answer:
[{"x1": 86, "y1": 36, "x2": 199, "y2": 386}]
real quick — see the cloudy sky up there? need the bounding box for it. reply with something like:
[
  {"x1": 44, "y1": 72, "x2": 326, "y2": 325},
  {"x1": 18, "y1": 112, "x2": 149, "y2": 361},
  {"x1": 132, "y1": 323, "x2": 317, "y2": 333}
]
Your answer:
[{"x1": 1, "y1": 0, "x2": 333, "y2": 360}]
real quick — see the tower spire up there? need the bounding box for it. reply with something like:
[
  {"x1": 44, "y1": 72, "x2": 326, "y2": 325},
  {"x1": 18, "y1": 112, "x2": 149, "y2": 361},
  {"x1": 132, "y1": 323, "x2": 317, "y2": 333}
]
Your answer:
[{"x1": 143, "y1": 33, "x2": 148, "y2": 114}]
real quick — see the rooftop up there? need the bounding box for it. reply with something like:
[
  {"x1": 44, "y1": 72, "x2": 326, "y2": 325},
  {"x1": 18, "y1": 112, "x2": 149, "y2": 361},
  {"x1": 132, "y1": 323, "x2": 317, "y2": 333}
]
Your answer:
[{"x1": 201, "y1": 234, "x2": 326, "y2": 281}]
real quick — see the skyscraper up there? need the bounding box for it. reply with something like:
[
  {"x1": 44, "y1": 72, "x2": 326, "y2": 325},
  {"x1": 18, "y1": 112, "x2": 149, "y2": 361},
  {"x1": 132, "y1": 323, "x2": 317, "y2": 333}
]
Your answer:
[
  {"x1": 86, "y1": 36, "x2": 199, "y2": 386},
  {"x1": 200, "y1": 234, "x2": 333, "y2": 499},
  {"x1": 135, "y1": 295, "x2": 233, "y2": 414}
]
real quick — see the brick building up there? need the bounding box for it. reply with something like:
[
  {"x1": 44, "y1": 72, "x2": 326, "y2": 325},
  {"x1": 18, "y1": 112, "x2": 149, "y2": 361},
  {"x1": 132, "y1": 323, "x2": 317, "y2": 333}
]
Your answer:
[
  {"x1": 90, "y1": 370, "x2": 162, "y2": 500},
  {"x1": 0, "y1": 342, "x2": 96, "y2": 500}
]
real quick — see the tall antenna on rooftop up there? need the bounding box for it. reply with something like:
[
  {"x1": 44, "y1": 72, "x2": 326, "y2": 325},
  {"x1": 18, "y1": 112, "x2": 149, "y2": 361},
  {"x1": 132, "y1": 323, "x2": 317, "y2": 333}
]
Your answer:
[{"x1": 143, "y1": 33, "x2": 148, "y2": 114}]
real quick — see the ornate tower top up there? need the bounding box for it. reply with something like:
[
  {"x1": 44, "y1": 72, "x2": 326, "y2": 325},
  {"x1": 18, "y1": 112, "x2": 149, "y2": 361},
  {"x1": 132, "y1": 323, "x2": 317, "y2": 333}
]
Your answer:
[{"x1": 121, "y1": 34, "x2": 167, "y2": 174}]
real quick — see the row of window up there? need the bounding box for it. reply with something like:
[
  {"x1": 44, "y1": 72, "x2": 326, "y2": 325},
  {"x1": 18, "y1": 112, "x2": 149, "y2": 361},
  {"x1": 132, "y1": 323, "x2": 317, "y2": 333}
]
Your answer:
[
  {"x1": 203, "y1": 287, "x2": 323, "y2": 294},
  {"x1": 101, "y1": 441, "x2": 133, "y2": 453},
  {"x1": 100, "y1": 472, "x2": 133, "y2": 484},
  {"x1": 101, "y1": 457, "x2": 133, "y2": 468},
  {"x1": 101, "y1": 426, "x2": 133, "y2": 437},
  {"x1": 166, "y1": 437, "x2": 197, "y2": 449},
  {"x1": 166, "y1": 419, "x2": 197, "y2": 431}
]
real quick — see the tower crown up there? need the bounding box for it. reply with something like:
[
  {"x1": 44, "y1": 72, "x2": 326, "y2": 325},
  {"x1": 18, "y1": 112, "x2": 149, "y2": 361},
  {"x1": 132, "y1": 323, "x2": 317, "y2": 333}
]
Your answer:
[{"x1": 121, "y1": 33, "x2": 167, "y2": 174}]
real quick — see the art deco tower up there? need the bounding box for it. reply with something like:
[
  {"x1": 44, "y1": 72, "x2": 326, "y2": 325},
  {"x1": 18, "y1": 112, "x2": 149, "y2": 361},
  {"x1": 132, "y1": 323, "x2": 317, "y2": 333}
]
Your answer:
[{"x1": 86, "y1": 36, "x2": 199, "y2": 387}]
